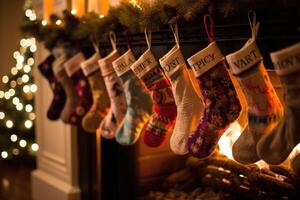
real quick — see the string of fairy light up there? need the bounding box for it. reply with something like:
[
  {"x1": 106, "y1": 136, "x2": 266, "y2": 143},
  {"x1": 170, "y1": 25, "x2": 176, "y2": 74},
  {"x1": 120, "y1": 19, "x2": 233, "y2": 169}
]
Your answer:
[{"x1": 0, "y1": 8, "x2": 38, "y2": 160}]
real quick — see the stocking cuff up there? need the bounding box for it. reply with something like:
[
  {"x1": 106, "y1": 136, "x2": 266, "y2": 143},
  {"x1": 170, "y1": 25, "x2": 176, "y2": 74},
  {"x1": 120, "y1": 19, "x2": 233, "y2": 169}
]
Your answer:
[
  {"x1": 64, "y1": 52, "x2": 85, "y2": 77},
  {"x1": 81, "y1": 52, "x2": 101, "y2": 76},
  {"x1": 187, "y1": 42, "x2": 223, "y2": 77},
  {"x1": 159, "y1": 45, "x2": 185, "y2": 78},
  {"x1": 130, "y1": 49, "x2": 158, "y2": 79},
  {"x1": 98, "y1": 50, "x2": 119, "y2": 77},
  {"x1": 53, "y1": 55, "x2": 67, "y2": 76},
  {"x1": 112, "y1": 49, "x2": 136, "y2": 77},
  {"x1": 226, "y1": 39, "x2": 262, "y2": 75},
  {"x1": 270, "y1": 42, "x2": 300, "y2": 76}
]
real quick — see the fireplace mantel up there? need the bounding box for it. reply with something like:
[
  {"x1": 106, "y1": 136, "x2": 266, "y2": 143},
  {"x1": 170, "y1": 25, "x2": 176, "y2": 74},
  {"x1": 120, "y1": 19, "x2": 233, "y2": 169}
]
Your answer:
[{"x1": 31, "y1": 1, "x2": 300, "y2": 200}]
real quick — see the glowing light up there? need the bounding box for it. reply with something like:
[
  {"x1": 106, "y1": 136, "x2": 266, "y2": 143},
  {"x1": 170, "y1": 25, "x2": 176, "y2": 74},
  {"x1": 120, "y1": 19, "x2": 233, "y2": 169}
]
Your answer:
[
  {"x1": 17, "y1": 55, "x2": 24, "y2": 64},
  {"x1": 24, "y1": 39, "x2": 31, "y2": 47},
  {"x1": 12, "y1": 97, "x2": 19, "y2": 105},
  {"x1": 129, "y1": 0, "x2": 142, "y2": 10},
  {"x1": 9, "y1": 89, "x2": 15, "y2": 96},
  {"x1": 23, "y1": 85, "x2": 30, "y2": 93},
  {"x1": 16, "y1": 103, "x2": 23, "y2": 111},
  {"x1": 1, "y1": 151, "x2": 8, "y2": 159},
  {"x1": 31, "y1": 143, "x2": 39, "y2": 151},
  {"x1": 217, "y1": 117, "x2": 271, "y2": 169},
  {"x1": 22, "y1": 74, "x2": 29, "y2": 83},
  {"x1": 0, "y1": 91, "x2": 4, "y2": 98},
  {"x1": 30, "y1": 15, "x2": 37, "y2": 21},
  {"x1": 29, "y1": 11, "x2": 37, "y2": 21},
  {"x1": 99, "y1": 14, "x2": 105, "y2": 18},
  {"x1": 27, "y1": 58, "x2": 34, "y2": 65},
  {"x1": 16, "y1": 63, "x2": 23, "y2": 70},
  {"x1": 20, "y1": 39, "x2": 27, "y2": 47},
  {"x1": 255, "y1": 160, "x2": 269, "y2": 169},
  {"x1": 10, "y1": 81, "x2": 17, "y2": 88},
  {"x1": 25, "y1": 120, "x2": 32, "y2": 129},
  {"x1": 56, "y1": 19, "x2": 62, "y2": 25},
  {"x1": 24, "y1": 65, "x2": 31, "y2": 73},
  {"x1": 2, "y1": 76, "x2": 9, "y2": 83},
  {"x1": 11, "y1": 67, "x2": 18, "y2": 75},
  {"x1": 13, "y1": 51, "x2": 20, "y2": 59},
  {"x1": 19, "y1": 140, "x2": 27, "y2": 148},
  {"x1": 218, "y1": 121, "x2": 242, "y2": 159},
  {"x1": 10, "y1": 134, "x2": 18, "y2": 142},
  {"x1": 31, "y1": 38, "x2": 36, "y2": 44},
  {"x1": 71, "y1": 9, "x2": 77, "y2": 15},
  {"x1": 25, "y1": 9, "x2": 33, "y2": 17},
  {"x1": 29, "y1": 112, "x2": 36, "y2": 120},
  {"x1": 4, "y1": 92, "x2": 11, "y2": 99},
  {"x1": 30, "y1": 45, "x2": 37, "y2": 53},
  {"x1": 6, "y1": 120, "x2": 13, "y2": 128},
  {"x1": 25, "y1": 104, "x2": 33, "y2": 112},
  {"x1": 30, "y1": 84, "x2": 37, "y2": 92},
  {"x1": 289, "y1": 143, "x2": 300, "y2": 165},
  {"x1": 0, "y1": 112, "x2": 5, "y2": 119},
  {"x1": 41, "y1": 20, "x2": 47, "y2": 26}
]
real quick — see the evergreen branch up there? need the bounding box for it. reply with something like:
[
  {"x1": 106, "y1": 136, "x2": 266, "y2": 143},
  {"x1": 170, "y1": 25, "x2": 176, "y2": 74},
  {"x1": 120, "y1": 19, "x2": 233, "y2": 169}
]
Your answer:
[{"x1": 20, "y1": 0, "x2": 268, "y2": 48}]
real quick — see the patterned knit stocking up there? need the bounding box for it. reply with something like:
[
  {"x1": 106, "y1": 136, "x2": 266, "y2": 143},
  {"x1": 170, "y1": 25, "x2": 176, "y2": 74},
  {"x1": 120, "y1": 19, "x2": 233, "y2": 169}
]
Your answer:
[
  {"x1": 53, "y1": 55, "x2": 79, "y2": 123},
  {"x1": 112, "y1": 49, "x2": 153, "y2": 145},
  {"x1": 81, "y1": 52, "x2": 110, "y2": 133},
  {"x1": 159, "y1": 25, "x2": 204, "y2": 154},
  {"x1": 98, "y1": 50, "x2": 127, "y2": 139},
  {"x1": 226, "y1": 13, "x2": 283, "y2": 164},
  {"x1": 187, "y1": 41, "x2": 241, "y2": 159},
  {"x1": 64, "y1": 52, "x2": 93, "y2": 125},
  {"x1": 257, "y1": 42, "x2": 300, "y2": 164},
  {"x1": 38, "y1": 55, "x2": 66, "y2": 120},
  {"x1": 131, "y1": 49, "x2": 177, "y2": 147}
]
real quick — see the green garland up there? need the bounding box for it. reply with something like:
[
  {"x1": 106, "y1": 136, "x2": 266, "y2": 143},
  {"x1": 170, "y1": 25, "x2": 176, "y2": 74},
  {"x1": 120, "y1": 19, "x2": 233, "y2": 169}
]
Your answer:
[{"x1": 21, "y1": 0, "x2": 256, "y2": 50}]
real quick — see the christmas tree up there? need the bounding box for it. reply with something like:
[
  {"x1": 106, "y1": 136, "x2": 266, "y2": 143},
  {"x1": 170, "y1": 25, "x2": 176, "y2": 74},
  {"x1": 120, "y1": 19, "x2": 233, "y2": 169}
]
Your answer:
[{"x1": 0, "y1": 3, "x2": 38, "y2": 162}]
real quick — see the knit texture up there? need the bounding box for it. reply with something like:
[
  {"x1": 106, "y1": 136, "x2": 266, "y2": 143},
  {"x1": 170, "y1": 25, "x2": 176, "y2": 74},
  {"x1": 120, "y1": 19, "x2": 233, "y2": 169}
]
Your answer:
[
  {"x1": 81, "y1": 53, "x2": 110, "y2": 133},
  {"x1": 189, "y1": 61, "x2": 241, "y2": 159},
  {"x1": 257, "y1": 43, "x2": 300, "y2": 164},
  {"x1": 159, "y1": 46, "x2": 203, "y2": 155},
  {"x1": 98, "y1": 50, "x2": 127, "y2": 139},
  {"x1": 64, "y1": 53, "x2": 93, "y2": 125},
  {"x1": 116, "y1": 71, "x2": 153, "y2": 145},
  {"x1": 38, "y1": 55, "x2": 66, "y2": 120},
  {"x1": 53, "y1": 55, "x2": 79, "y2": 123},
  {"x1": 113, "y1": 50, "x2": 153, "y2": 145},
  {"x1": 187, "y1": 42, "x2": 241, "y2": 159},
  {"x1": 131, "y1": 50, "x2": 177, "y2": 147}
]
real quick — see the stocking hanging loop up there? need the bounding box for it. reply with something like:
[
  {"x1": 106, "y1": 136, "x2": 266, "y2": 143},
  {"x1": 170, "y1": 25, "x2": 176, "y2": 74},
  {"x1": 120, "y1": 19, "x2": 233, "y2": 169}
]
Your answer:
[
  {"x1": 109, "y1": 31, "x2": 117, "y2": 50},
  {"x1": 144, "y1": 28, "x2": 152, "y2": 49},
  {"x1": 91, "y1": 37, "x2": 100, "y2": 55},
  {"x1": 92, "y1": 42, "x2": 100, "y2": 53},
  {"x1": 248, "y1": 10, "x2": 260, "y2": 39},
  {"x1": 170, "y1": 23, "x2": 180, "y2": 47},
  {"x1": 203, "y1": 14, "x2": 214, "y2": 42}
]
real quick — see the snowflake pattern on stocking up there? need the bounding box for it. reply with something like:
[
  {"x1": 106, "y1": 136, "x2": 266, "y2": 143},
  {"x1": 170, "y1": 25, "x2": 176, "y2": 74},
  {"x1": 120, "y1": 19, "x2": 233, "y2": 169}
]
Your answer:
[{"x1": 188, "y1": 61, "x2": 241, "y2": 159}]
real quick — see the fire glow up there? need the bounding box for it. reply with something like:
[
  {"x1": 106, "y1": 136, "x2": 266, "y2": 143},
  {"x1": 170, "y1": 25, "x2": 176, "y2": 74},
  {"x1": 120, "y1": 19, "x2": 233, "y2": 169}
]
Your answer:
[{"x1": 217, "y1": 120, "x2": 300, "y2": 169}]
